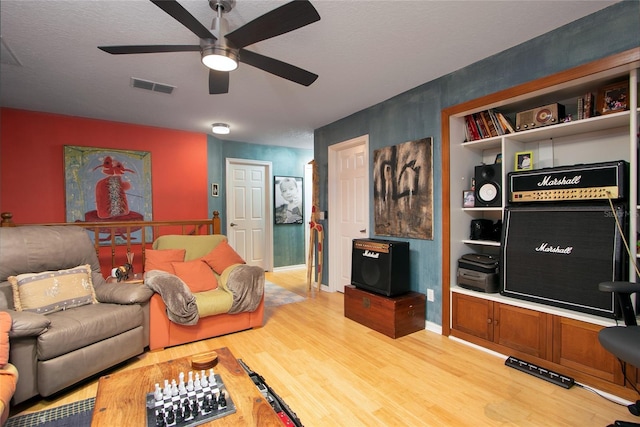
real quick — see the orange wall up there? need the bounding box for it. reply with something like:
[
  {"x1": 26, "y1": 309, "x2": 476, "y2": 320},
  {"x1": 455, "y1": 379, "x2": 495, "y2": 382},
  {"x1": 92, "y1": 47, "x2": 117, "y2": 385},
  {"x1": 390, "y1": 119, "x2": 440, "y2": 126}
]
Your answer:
[{"x1": 1, "y1": 108, "x2": 208, "y2": 223}]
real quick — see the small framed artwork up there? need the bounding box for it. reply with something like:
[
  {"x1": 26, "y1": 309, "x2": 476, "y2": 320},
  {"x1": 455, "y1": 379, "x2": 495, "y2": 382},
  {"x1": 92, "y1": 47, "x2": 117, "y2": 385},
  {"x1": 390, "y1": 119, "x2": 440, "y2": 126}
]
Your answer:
[
  {"x1": 515, "y1": 151, "x2": 533, "y2": 171},
  {"x1": 211, "y1": 183, "x2": 219, "y2": 197},
  {"x1": 274, "y1": 176, "x2": 303, "y2": 224},
  {"x1": 463, "y1": 190, "x2": 475, "y2": 208},
  {"x1": 598, "y1": 81, "x2": 629, "y2": 115}
]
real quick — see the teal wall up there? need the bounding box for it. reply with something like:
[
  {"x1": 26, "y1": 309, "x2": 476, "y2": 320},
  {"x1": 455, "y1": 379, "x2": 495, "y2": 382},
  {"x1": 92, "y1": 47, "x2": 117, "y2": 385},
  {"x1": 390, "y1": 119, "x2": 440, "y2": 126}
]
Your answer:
[
  {"x1": 314, "y1": 1, "x2": 640, "y2": 326},
  {"x1": 207, "y1": 136, "x2": 313, "y2": 268}
]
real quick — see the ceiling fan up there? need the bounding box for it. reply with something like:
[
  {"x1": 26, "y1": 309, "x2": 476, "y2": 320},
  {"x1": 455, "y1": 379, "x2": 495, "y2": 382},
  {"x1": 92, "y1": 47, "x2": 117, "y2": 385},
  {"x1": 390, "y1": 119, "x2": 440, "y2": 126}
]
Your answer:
[{"x1": 98, "y1": 0, "x2": 320, "y2": 94}]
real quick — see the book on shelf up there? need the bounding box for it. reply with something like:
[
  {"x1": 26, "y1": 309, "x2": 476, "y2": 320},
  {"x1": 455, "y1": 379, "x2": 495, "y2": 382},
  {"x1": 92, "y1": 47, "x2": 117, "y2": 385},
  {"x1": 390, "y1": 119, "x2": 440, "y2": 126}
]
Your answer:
[
  {"x1": 576, "y1": 92, "x2": 594, "y2": 120},
  {"x1": 473, "y1": 113, "x2": 491, "y2": 139},
  {"x1": 584, "y1": 92, "x2": 594, "y2": 118},
  {"x1": 463, "y1": 109, "x2": 514, "y2": 141},
  {"x1": 495, "y1": 112, "x2": 515, "y2": 133}
]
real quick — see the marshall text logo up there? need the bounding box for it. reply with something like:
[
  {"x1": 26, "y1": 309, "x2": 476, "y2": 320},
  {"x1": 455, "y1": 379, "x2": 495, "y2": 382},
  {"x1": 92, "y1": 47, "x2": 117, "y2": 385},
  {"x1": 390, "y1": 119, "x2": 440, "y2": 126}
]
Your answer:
[
  {"x1": 363, "y1": 250, "x2": 380, "y2": 259},
  {"x1": 535, "y1": 242, "x2": 573, "y2": 254},
  {"x1": 537, "y1": 175, "x2": 582, "y2": 187}
]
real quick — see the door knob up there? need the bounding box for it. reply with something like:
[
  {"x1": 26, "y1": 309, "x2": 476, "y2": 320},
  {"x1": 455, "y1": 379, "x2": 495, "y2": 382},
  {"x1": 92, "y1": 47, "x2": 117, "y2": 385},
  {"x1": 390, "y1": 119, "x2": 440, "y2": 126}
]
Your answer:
[
  {"x1": 359, "y1": 229, "x2": 366, "y2": 233},
  {"x1": 230, "y1": 223, "x2": 237, "y2": 227}
]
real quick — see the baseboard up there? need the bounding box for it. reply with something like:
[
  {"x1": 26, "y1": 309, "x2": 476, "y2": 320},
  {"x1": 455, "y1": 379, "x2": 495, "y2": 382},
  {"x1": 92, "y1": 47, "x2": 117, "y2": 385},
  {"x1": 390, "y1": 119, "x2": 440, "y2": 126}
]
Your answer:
[
  {"x1": 425, "y1": 321, "x2": 442, "y2": 335},
  {"x1": 448, "y1": 335, "x2": 634, "y2": 406},
  {"x1": 272, "y1": 264, "x2": 306, "y2": 272}
]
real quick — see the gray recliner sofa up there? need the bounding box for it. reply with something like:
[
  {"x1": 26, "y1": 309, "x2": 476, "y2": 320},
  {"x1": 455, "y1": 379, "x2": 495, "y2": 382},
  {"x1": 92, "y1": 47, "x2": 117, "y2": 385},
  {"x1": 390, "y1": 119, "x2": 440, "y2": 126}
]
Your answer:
[{"x1": 0, "y1": 225, "x2": 153, "y2": 404}]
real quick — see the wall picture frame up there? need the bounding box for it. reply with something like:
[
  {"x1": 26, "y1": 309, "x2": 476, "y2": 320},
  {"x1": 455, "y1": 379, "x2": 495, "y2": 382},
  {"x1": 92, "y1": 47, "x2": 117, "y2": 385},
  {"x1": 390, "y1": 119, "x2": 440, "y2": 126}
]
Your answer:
[
  {"x1": 373, "y1": 137, "x2": 434, "y2": 240},
  {"x1": 63, "y1": 145, "x2": 152, "y2": 244},
  {"x1": 598, "y1": 81, "x2": 629, "y2": 115},
  {"x1": 514, "y1": 151, "x2": 533, "y2": 171},
  {"x1": 274, "y1": 176, "x2": 303, "y2": 224},
  {"x1": 463, "y1": 190, "x2": 475, "y2": 208}
]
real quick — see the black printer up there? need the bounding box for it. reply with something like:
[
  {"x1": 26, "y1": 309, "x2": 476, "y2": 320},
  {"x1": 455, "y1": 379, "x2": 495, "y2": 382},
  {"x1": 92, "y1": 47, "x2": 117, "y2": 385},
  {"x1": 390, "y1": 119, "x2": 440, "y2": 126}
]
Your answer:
[{"x1": 457, "y1": 253, "x2": 499, "y2": 293}]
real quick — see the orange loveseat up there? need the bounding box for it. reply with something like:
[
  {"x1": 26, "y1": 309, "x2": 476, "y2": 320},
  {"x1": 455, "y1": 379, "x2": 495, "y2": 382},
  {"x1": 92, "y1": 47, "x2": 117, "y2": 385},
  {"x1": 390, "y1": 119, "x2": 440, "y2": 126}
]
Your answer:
[
  {"x1": 146, "y1": 235, "x2": 264, "y2": 351},
  {"x1": 0, "y1": 312, "x2": 18, "y2": 425}
]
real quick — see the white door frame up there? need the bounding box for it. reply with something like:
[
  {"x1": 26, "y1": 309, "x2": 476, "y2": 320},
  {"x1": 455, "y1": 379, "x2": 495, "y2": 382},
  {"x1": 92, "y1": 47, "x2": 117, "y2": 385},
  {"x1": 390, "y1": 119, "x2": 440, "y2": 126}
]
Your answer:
[
  {"x1": 225, "y1": 158, "x2": 274, "y2": 272},
  {"x1": 328, "y1": 135, "x2": 370, "y2": 293}
]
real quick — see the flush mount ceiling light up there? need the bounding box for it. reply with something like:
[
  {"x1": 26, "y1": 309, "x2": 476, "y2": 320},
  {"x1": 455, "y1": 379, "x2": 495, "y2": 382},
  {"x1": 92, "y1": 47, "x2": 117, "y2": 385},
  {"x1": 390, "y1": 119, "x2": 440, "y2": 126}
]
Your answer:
[
  {"x1": 201, "y1": 45, "x2": 238, "y2": 71},
  {"x1": 211, "y1": 123, "x2": 230, "y2": 135},
  {"x1": 201, "y1": 2, "x2": 238, "y2": 72}
]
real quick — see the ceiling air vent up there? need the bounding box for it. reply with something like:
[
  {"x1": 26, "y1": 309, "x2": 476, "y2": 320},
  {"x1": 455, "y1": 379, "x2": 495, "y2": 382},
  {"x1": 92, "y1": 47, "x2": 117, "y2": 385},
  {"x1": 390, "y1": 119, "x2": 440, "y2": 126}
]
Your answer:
[{"x1": 130, "y1": 77, "x2": 175, "y2": 94}]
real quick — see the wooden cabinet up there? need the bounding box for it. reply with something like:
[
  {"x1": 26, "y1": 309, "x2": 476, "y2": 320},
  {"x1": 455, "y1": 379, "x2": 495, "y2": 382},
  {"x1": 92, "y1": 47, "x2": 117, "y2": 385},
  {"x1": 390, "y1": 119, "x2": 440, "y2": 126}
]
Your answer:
[
  {"x1": 552, "y1": 316, "x2": 623, "y2": 384},
  {"x1": 451, "y1": 292, "x2": 623, "y2": 388},
  {"x1": 344, "y1": 285, "x2": 425, "y2": 339},
  {"x1": 451, "y1": 293, "x2": 549, "y2": 359}
]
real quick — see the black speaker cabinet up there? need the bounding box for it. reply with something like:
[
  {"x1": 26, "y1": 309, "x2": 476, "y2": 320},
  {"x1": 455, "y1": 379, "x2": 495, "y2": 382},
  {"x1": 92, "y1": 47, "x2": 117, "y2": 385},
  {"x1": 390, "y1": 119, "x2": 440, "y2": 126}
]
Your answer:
[
  {"x1": 501, "y1": 204, "x2": 627, "y2": 318},
  {"x1": 351, "y1": 239, "x2": 410, "y2": 297},
  {"x1": 474, "y1": 164, "x2": 502, "y2": 207}
]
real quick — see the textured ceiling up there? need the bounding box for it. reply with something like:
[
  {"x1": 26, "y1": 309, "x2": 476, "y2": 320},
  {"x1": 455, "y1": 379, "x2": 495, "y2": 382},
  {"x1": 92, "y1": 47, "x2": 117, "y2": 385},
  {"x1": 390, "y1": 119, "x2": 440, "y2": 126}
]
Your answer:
[{"x1": 0, "y1": 0, "x2": 618, "y2": 149}]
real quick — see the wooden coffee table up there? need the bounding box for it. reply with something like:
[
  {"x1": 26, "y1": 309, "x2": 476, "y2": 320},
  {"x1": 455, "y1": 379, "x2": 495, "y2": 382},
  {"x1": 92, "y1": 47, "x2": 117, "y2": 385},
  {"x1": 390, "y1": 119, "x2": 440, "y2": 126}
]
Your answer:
[{"x1": 91, "y1": 347, "x2": 282, "y2": 426}]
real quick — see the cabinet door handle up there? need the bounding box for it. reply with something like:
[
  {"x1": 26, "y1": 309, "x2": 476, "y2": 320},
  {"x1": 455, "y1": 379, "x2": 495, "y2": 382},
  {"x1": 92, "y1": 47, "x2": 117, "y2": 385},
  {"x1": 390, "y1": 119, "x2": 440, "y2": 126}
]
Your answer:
[{"x1": 487, "y1": 318, "x2": 492, "y2": 324}]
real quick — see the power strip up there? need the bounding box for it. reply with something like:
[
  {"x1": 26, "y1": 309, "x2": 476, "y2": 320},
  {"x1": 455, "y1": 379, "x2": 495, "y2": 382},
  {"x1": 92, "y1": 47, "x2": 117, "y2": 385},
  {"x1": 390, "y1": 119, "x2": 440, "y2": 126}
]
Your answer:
[{"x1": 505, "y1": 356, "x2": 575, "y2": 389}]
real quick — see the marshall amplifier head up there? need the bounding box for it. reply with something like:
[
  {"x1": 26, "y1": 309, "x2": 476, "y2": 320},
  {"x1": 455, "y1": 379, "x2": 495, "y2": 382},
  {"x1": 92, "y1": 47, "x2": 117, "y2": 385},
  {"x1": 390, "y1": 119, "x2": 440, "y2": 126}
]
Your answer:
[
  {"x1": 509, "y1": 160, "x2": 628, "y2": 203},
  {"x1": 515, "y1": 103, "x2": 565, "y2": 131}
]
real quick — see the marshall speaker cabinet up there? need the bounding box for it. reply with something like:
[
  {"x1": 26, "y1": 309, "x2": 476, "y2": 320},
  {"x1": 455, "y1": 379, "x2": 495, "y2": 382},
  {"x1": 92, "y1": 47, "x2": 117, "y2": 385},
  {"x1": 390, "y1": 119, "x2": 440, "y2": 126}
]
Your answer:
[
  {"x1": 351, "y1": 239, "x2": 410, "y2": 297},
  {"x1": 501, "y1": 204, "x2": 626, "y2": 318}
]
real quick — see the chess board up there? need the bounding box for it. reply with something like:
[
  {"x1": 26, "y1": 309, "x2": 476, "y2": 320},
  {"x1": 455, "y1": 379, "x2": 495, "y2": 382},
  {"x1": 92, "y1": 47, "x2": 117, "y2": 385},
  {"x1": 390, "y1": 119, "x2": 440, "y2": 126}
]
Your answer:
[{"x1": 145, "y1": 374, "x2": 236, "y2": 427}]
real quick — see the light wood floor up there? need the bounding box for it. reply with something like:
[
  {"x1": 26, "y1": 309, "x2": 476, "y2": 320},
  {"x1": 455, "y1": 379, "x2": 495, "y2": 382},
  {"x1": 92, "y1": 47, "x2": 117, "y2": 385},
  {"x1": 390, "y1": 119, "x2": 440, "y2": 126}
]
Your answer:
[{"x1": 9, "y1": 268, "x2": 640, "y2": 425}]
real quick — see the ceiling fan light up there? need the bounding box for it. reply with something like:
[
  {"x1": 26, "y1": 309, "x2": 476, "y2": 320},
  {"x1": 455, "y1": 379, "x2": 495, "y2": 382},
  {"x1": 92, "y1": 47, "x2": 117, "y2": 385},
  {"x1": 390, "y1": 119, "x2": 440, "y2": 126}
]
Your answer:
[
  {"x1": 201, "y1": 46, "x2": 238, "y2": 71},
  {"x1": 211, "y1": 123, "x2": 230, "y2": 135}
]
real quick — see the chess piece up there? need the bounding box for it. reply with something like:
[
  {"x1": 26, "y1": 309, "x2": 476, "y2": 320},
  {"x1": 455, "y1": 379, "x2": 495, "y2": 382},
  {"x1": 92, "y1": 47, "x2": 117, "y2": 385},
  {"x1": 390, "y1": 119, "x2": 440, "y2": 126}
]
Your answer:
[
  {"x1": 178, "y1": 372, "x2": 187, "y2": 394},
  {"x1": 218, "y1": 390, "x2": 227, "y2": 408},
  {"x1": 182, "y1": 399, "x2": 191, "y2": 419},
  {"x1": 200, "y1": 370, "x2": 208, "y2": 387},
  {"x1": 194, "y1": 372, "x2": 202, "y2": 390},
  {"x1": 208, "y1": 368, "x2": 216, "y2": 385},
  {"x1": 187, "y1": 371, "x2": 194, "y2": 392},
  {"x1": 203, "y1": 395, "x2": 212, "y2": 412},
  {"x1": 154, "y1": 383, "x2": 163, "y2": 401},
  {"x1": 171, "y1": 379, "x2": 178, "y2": 396},
  {"x1": 163, "y1": 379, "x2": 171, "y2": 398},
  {"x1": 166, "y1": 407, "x2": 175, "y2": 425},
  {"x1": 155, "y1": 410, "x2": 165, "y2": 427}
]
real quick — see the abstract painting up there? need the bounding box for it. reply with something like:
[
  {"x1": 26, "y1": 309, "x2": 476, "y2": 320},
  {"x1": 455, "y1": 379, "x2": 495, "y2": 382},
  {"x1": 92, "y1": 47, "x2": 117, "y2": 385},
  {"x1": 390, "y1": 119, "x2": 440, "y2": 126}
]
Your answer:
[
  {"x1": 64, "y1": 146, "x2": 152, "y2": 243},
  {"x1": 373, "y1": 137, "x2": 433, "y2": 240}
]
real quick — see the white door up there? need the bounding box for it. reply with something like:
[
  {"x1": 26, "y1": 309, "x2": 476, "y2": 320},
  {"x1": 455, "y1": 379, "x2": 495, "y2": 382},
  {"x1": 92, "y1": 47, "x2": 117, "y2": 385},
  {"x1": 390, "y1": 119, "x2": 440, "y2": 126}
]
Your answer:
[
  {"x1": 225, "y1": 159, "x2": 273, "y2": 271},
  {"x1": 328, "y1": 135, "x2": 369, "y2": 293}
]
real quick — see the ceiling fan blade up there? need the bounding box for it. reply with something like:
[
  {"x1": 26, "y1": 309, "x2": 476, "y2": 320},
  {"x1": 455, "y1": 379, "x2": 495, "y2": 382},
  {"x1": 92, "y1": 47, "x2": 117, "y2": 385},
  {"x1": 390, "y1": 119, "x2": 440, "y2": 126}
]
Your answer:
[
  {"x1": 240, "y1": 49, "x2": 317, "y2": 87},
  {"x1": 99, "y1": 45, "x2": 200, "y2": 54},
  {"x1": 209, "y1": 69, "x2": 230, "y2": 94},
  {"x1": 225, "y1": 0, "x2": 320, "y2": 49},
  {"x1": 150, "y1": 0, "x2": 217, "y2": 40}
]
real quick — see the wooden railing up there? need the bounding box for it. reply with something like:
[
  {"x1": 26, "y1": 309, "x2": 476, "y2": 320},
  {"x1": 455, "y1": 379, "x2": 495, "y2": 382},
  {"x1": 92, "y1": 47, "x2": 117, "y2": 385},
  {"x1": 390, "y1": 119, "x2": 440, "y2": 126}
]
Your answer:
[{"x1": 0, "y1": 211, "x2": 221, "y2": 275}]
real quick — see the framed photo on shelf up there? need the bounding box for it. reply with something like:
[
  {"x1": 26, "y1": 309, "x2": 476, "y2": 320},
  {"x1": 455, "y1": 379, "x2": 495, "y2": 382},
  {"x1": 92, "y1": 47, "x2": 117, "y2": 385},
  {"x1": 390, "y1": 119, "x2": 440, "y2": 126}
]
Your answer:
[
  {"x1": 463, "y1": 190, "x2": 475, "y2": 208},
  {"x1": 598, "y1": 81, "x2": 629, "y2": 115},
  {"x1": 514, "y1": 151, "x2": 533, "y2": 171}
]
